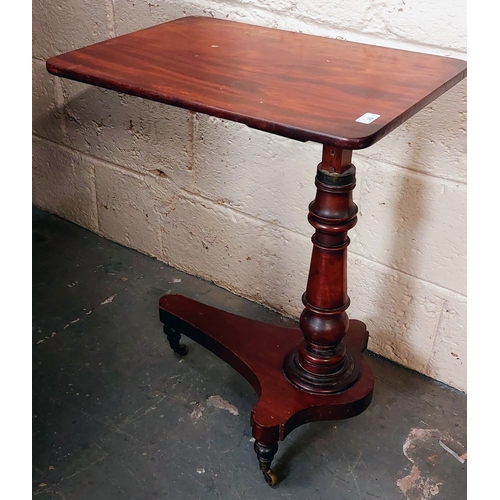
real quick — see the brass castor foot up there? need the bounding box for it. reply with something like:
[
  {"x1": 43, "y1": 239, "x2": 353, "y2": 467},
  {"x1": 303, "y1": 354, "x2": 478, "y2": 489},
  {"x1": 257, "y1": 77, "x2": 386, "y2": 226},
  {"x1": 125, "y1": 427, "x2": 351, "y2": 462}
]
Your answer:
[
  {"x1": 174, "y1": 344, "x2": 189, "y2": 356},
  {"x1": 262, "y1": 468, "x2": 278, "y2": 486},
  {"x1": 163, "y1": 325, "x2": 189, "y2": 356},
  {"x1": 254, "y1": 440, "x2": 279, "y2": 486}
]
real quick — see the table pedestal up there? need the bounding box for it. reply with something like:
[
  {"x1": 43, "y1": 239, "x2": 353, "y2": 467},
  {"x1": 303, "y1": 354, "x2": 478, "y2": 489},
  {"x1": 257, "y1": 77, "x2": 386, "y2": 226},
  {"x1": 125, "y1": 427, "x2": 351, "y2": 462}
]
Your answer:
[{"x1": 159, "y1": 145, "x2": 374, "y2": 486}]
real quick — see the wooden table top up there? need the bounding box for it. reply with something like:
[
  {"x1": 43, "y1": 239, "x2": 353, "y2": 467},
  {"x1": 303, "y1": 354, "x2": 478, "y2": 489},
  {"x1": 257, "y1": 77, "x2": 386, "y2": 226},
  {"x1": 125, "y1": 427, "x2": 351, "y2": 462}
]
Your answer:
[{"x1": 46, "y1": 16, "x2": 466, "y2": 149}]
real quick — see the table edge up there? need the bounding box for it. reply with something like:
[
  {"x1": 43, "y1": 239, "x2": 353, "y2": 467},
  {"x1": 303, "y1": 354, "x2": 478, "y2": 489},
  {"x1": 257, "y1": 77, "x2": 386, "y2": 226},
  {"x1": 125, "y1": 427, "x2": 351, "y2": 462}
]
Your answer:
[{"x1": 46, "y1": 16, "x2": 467, "y2": 149}]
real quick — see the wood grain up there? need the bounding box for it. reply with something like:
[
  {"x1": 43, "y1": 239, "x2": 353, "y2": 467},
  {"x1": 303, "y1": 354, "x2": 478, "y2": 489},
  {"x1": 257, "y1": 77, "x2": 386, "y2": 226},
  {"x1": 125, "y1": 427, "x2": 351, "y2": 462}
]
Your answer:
[{"x1": 46, "y1": 16, "x2": 466, "y2": 149}]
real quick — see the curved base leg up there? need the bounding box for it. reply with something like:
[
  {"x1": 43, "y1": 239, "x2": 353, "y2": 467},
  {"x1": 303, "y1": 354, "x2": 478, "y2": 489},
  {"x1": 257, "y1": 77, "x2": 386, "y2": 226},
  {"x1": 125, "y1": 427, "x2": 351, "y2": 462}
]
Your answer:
[{"x1": 159, "y1": 294, "x2": 374, "y2": 482}]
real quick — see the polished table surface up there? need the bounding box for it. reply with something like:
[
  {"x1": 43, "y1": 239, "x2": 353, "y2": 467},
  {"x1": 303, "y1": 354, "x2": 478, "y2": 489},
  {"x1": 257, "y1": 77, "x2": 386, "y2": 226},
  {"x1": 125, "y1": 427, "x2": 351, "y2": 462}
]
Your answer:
[{"x1": 46, "y1": 16, "x2": 466, "y2": 149}]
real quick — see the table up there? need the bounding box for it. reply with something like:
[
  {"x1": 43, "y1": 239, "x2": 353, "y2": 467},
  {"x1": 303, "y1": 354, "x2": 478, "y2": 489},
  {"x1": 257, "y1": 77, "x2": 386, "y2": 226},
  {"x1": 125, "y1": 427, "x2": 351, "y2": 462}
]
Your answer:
[{"x1": 46, "y1": 16, "x2": 467, "y2": 486}]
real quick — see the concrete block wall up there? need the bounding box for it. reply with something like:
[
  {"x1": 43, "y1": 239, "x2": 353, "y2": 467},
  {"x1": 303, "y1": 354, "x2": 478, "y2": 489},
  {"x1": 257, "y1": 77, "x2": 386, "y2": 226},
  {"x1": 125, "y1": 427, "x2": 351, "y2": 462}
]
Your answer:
[{"x1": 32, "y1": 0, "x2": 467, "y2": 391}]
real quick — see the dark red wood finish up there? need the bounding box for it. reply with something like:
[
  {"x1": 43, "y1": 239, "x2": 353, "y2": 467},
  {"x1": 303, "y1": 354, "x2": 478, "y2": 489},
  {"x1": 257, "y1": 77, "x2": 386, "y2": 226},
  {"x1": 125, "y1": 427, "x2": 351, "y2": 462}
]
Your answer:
[
  {"x1": 46, "y1": 17, "x2": 467, "y2": 485},
  {"x1": 283, "y1": 147, "x2": 360, "y2": 394},
  {"x1": 159, "y1": 294, "x2": 373, "y2": 442},
  {"x1": 46, "y1": 16, "x2": 466, "y2": 149}
]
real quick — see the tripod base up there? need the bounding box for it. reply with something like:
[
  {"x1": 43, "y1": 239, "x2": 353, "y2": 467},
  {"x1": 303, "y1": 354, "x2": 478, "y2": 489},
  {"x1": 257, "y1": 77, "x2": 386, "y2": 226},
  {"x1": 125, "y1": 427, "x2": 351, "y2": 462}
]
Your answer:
[{"x1": 159, "y1": 294, "x2": 374, "y2": 485}]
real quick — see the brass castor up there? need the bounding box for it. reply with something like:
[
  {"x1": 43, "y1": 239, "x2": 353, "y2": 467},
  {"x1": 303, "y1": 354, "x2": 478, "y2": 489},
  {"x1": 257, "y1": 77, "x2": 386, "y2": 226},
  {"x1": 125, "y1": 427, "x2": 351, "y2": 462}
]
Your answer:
[
  {"x1": 163, "y1": 325, "x2": 189, "y2": 356},
  {"x1": 262, "y1": 468, "x2": 278, "y2": 487},
  {"x1": 254, "y1": 440, "x2": 279, "y2": 486},
  {"x1": 174, "y1": 344, "x2": 189, "y2": 356}
]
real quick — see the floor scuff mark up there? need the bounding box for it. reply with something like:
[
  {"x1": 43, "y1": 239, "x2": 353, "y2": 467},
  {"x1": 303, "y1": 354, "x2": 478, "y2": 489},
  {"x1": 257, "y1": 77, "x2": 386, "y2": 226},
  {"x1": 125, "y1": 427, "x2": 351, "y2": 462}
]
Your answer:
[
  {"x1": 439, "y1": 440, "x2": 467, "y2": 464},
  {"x1": 397, "y1": 428, "x2": 466, "y2": 500},
  {"x1": 398, "y1": 465, "x2": 442, "y2": 499},
  {"x1": 101, "y1": 294, "x2": 117, "y2": 305},
  {"x1": 189, "y1": 395, "x2": 239, "y2": 423},
  {"x1": 206, "y1": 395, "x2": 239, "y2": 415},
  {"x1": 189, "y1": 402, "x2": 205, "y2": 423},
  {"x1": 63, "y1": 318, "x2": 80, "y2": 330}
]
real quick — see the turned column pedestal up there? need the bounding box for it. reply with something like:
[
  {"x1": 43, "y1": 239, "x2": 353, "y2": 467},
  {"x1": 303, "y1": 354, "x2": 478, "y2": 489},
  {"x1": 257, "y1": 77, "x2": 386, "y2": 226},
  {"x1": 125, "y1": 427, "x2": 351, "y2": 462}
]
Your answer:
[
  {"x1": 284, "y1": 146, "x2": 360, "y2": 395},
  {"x1": 159, "y1": 145, "x2": 374, "y2": 485}
]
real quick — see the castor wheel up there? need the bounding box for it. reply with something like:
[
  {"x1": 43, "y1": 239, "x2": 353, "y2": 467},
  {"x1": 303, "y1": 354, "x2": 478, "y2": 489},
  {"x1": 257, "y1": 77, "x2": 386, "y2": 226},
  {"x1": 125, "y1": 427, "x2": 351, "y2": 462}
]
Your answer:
[
  {"x1": 174, "y1": 344, "x2": 189, "y2": 356},
  {"x1": 163, "y1": 325, "x2": 189, "y2": 356},
  {"x1": 254, "y1": 440, "x2": 279, "y2": 486},
  {"x1": 262, "y1": 468, "x2": 278, "y2": 486}
]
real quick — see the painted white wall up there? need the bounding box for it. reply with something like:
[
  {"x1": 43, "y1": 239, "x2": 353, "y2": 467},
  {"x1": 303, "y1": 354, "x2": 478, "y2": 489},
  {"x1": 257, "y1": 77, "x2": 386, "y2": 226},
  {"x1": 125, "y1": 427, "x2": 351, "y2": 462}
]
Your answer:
[{"x1": 32, "y1": 0, "x2": 467, "y2": 391}]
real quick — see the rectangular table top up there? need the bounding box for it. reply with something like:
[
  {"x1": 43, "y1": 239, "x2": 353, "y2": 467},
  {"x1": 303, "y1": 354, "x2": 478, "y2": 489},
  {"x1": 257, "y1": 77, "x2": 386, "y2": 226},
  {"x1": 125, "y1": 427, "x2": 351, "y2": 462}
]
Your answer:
[{"x1": 46, "y1": 16, "x2": 466, "y2": 149}]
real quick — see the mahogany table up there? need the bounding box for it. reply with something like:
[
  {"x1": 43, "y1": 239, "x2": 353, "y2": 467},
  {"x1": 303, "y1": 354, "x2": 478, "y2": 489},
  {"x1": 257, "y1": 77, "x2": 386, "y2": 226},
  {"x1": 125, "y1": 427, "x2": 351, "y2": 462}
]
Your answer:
[{"x1": 46, "y1": 16, "x2": 467, "y2": 486}]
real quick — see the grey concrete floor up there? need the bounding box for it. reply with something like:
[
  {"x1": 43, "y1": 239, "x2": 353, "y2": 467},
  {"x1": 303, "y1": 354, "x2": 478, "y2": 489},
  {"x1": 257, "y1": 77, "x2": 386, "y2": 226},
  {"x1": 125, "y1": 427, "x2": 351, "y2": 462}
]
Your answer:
[{"x1": 32, "y1": 207, "x2": 467, "y2": 500}]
